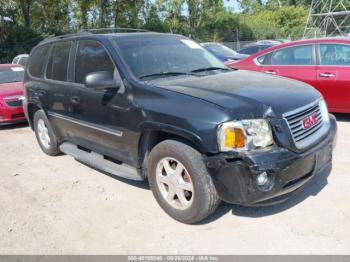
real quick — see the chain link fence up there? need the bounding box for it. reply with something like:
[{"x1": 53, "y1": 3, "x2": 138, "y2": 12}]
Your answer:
[{"x1": 221, "y1": 41, "x2": 256, "y2": 51}]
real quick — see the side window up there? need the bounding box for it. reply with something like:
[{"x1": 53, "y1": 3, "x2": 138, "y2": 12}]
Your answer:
[
  {"x1": 46, "y1": 41, "x2": 72, "y2": 81},
  {"x1": 75, "y1": 40, "x2": 115, "y2": 84},
  {"x1": 257, "y1": 53, "x2": 272, "y2": 65},
  {"x1": 19, "y1": 56, "x2": 28, "y2": 67},
  {"x1": 320, "y1": 44, "x2": 350, "y2": 66},
  {"x1": 13, "y1": 57, "x2": 19, "y2": 64},
  {"x1": 271, "y1": 45, "x2": 313, "y2": 65},
  {"x1": 28, "y1": 45, "x2": 50, "y2": 78}
]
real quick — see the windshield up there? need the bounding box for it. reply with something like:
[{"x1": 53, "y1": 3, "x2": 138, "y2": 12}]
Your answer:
[
  {"x1": 0, "y1": 67, "x2": 24, "y2": 84},
  {"x1": 203, "y1": 43, "x2": 238, "y2": 57},
  {"x1": 114, "y1": 35, "x2": 227, "y2": 80}
]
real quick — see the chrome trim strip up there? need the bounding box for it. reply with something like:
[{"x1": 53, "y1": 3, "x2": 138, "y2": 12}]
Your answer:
[
  {"x1": 48, "y1": 111, "x2": 123, "y2": 137},
  {"x1": 283, "y1": 99, "x2": 321, "y2": 118}
]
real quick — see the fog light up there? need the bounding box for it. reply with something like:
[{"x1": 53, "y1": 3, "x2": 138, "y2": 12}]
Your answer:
[
  {"x1": 256, "y1": 171, "x2": 275, "y2": 192},
  {"x1": 256, "y1": 172, "x2": 269, "y2": 186}
]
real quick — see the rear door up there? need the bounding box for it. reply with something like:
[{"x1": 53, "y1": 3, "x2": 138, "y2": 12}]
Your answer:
[
  {"x1": 260, "y1": 44, "x2": 317, "y2": 89},
  {"x1": 316, "y1": 43, "x2": 350, "y2": 112},
  {"x1": 42, "y1": 41, "x2": 74, "y2": 137}
]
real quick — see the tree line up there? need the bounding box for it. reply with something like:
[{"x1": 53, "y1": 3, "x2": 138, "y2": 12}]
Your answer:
[{"x1": 0, "y1": 0, "x2": 314, "y2": 63}]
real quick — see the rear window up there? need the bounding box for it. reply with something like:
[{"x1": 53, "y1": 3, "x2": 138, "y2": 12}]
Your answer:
[
  {"x1": 46, "y1": 41, "x2": 72, "y2": 81},
  {"x1": 28, "y1": 45, "x2": 50, "y2": 78},
  {"x1": 0, "y1": 67, "x2": 24, "y2": 84}
]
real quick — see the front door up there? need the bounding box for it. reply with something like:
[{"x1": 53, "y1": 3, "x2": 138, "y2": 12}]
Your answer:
[{"x1": 67, "y1": 39, "x2": 134, "y2": 165}]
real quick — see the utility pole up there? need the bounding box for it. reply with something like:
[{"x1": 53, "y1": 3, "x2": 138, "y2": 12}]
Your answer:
[{"x1": 303, "y1": 0, "x2": 350, "y2": 38}]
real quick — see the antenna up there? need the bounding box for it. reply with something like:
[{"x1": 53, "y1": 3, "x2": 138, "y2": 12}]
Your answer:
[{"x1": 303, "y1": 0, "x2": 350, "y2": 38}]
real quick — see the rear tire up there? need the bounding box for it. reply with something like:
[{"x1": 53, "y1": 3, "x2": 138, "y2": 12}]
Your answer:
[
  {"x1": 147, "y1": 140, "x2": 220, "y2": 224},
  {"x1": 34, "y1": 110, "x2": 60, "y2": 156}
]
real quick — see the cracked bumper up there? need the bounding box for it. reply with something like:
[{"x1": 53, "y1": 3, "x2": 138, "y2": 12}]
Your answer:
[{"x1": 206, "y1": 115, "x2": 337, "y2": 206}]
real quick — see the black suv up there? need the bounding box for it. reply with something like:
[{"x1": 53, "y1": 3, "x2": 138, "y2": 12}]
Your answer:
[{"x1": 24, "y1": 31, "x2": 337, "y2": 223}]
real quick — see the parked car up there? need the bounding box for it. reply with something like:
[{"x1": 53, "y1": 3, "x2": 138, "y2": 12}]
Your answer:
[
  {"x1": 228, "y1": 38, "x2": 350, "y2": 113},
  {"x1": 237, "y1": 44, "x2": 277, "y2": 55},
  {"x1": 24, "y1": 31, "x2": 336, "y2": 223},
  {"x1": 201, "y1": 42, "x2": 248, "y2": 63},
  {"x1": 0, "y1": 64, "x2": 26, "y2": 125},
  {"x1": 12, "y1": 54, "x2": 29, "y2": 67}
]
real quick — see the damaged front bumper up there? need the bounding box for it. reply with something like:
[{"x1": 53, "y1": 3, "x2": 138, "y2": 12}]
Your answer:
[{"x1": 206, "y1": 114, "x2": 337, "y2": 206}]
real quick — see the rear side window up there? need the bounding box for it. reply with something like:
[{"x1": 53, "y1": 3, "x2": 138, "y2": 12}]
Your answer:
[
  {"x1": 75, "y1": 40, "x2": 115, "y2": 84},
  {"x1": 271, "y1": 45, "x2": 313, "y2": 65},
  {"x1": 320, "y1": 44, "x2": 350, "y2": 66},
  {"x1": 46, "y1": 41, "x2": 72, "y2": 81},
  {"x1": 257, "y1": 53, "x2": 272, "y2": 65},
  {"x1": 28, "y1": 45, "x2": 50, "y2": 78}
]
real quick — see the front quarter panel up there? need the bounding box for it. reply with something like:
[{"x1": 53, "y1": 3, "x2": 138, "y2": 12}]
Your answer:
[{"x1": 133, "y1": 83, "x2": 231, "y2": 154}]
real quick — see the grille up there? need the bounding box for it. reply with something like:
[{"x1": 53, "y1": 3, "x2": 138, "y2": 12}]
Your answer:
[
  {"x1": 285, "y1": 102, "x2": 324, "y2": 148},
  {"x1": 6, "y1": 100, "x2": 22, "y2": 108}
]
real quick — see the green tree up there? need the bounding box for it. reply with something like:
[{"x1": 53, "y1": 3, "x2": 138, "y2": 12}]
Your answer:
[{"x1": 0, "y1": 25, "x2": 43, "y2": 62}]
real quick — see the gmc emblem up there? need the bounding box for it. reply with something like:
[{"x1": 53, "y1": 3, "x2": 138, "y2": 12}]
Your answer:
[{"x1": 302, "y1": 113, "x2": 318, "y2": 129}]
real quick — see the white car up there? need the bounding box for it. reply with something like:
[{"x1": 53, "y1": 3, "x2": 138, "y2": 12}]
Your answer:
[{"x1": 12, "y1": 54, "x2": 29, "y2": 67}]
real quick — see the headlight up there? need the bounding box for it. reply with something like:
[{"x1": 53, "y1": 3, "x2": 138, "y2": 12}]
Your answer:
[
  {"x1": 217, "y1": 119, "x2": 274, "y2": 152},
  {"x1": 319, "y1": 100, "x2": 330, "y2": 124}
]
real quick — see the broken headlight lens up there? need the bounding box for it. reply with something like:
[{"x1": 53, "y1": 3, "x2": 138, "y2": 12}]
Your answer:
[{"x1": 217, "y1": 119, "x2": 274, "y2": 152}]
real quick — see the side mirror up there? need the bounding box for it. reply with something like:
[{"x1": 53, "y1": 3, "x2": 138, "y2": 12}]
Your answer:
[{"x1": 84, "y1": 71, "x2": 120, "y2": 91}]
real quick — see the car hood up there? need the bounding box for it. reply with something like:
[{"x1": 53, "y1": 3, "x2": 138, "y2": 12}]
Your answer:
[
  {"x1": 0, "y1": 82, "x2": 24, "y2": 98},
  {"x1": 154, "y1": 70, "x2": 321, "y2": 118}
]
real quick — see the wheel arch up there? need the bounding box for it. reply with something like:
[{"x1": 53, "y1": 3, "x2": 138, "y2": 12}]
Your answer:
[
  {"x1": 27, "y1": 103, "x2": 42, "y2": 130},
  {"x1": 137, "y1": 123, "x2": 205, "y2": 173}
]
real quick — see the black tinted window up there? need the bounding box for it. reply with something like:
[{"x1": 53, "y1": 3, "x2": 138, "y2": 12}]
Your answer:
[
  {"x1": 75, "y1": 40, "x2": 115, "y2": 84},
  {"x1": 46, "y1": 41, "x2": 72, "y2": 81},
  {"x1": 28, "y1": 45, "x2": 50, "y2": 78}
]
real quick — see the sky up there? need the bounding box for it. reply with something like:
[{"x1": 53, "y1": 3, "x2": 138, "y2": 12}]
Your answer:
[{"x1": 224, "y1": 0, "x2": 241, "y2": 12}]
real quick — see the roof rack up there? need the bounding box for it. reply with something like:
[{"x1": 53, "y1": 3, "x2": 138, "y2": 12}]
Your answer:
[
  {"x1": 39, "y1": 28, "x2": 149, "y2": 44},
  {"x1": 40, "y1": 31, "x2": 92, "y2": 44},
  {"x1": 82, "y1": 28, "x2": 149, "y2": 34}
]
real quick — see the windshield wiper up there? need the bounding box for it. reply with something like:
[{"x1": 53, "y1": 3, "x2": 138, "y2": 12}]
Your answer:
[
  {"x1": 191, "y1": 67, "x2": 231, "y2": 73},
  {"x1": 139, "y1": 72, "x2": 195, "y2": 80}
]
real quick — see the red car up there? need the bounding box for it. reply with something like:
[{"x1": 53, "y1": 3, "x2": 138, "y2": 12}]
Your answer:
[
  {"x1": 0, "y1": 64, "x2": 26, "y2": 125},
  {"x1": 229, "y1": 38, "x2": 350, "y2": 113}
]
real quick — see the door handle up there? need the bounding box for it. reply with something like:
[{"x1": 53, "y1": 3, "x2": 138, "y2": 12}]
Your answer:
[
  {"x1": 319, "y1": 73, "x2": 336, "y2": 78},
  {"x1": 70, "y1": 96, "x2": 81, "y2": 104},
  {"x1": 264, "y1": 70, "x2": 277, "y2": 75}
]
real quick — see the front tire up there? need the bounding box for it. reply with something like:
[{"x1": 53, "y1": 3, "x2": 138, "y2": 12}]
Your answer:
[
  {"x1": 147, "y1": 140, "x2": 220, "y2": 224},
  {"x1": 34, "y1": 110, "x2": 60, "y2": 156}
]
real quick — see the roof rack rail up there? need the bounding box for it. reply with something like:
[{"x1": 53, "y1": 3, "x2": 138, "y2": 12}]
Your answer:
[
  {"x1": 39, "y1": 28, "x2": 149, "y2": 44},
  {"x1": 40, "y1": 31, "x2": 92, "y2": 44},
  {"x1": 81, "y1": 28, "x2": 149, "y2": 34}
]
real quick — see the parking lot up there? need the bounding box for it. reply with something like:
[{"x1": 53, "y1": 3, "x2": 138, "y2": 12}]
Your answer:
[{"x1": 0, "y1": 115, "x2": 349, "y2": 255}]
